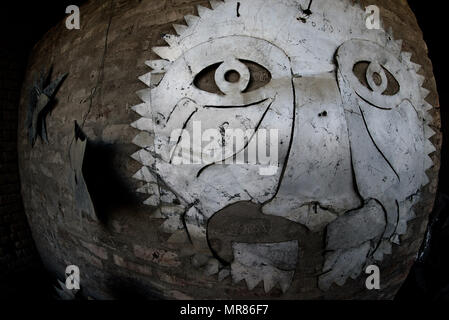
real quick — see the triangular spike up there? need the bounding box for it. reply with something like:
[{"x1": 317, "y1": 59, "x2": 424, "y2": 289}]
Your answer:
[
  {"x1": 150, "y1": 73, "x2": 164, "y2": 88},
  {"x1": 410, "y1": 61, "x2": 421, "y2": 73},
  {"x1": 145, "y1": 59, "x2": 170, "y2": 74},
  {"x1": 132, "y1": 103, "x2": 151, "y2": 118},
  {"x1": 136, "y1": 88, "x2": 151, "y2": 102},
  {"x1": 385, "y1": 37, "x2": 401, "y2": 56},
  {"x1": 396, "y1": 219, "x2": 408, "y2": 236},
  {"x1": 422, "y1": 171, "x2": 430, "y2": 186},
  {"x1": 138, "y1": 73, "x2": 152, "y2": 86},
  {"x1": 424, "y1": 125, "x2": 436, "y2": 139},
  {"x1": 416, "y1": 74, "x2": 425, "y2": 86},
  {"x1": 173, "y1": 23, "x2": 188, "y2": 36},
  {"x1": 184, "y1": 14, "x2": 200, "y2": 27},
  {"x1": 423, "y1": 101, "x2": 433, "y2": 112},
  {"x1": 420, "y1": 87, "x2": 430, "y2": 99},
  {"x1": 133, "y1": 166, "x2": 156, "y2": 183},
  {"x1": 161, "y1": 215, "x2": 184, "y2": 232},
  {"x1": 423, "y1": 113, "x2": 434, "y2": 125},
  {"x1": 167, "y1": 230, "x2": 189, "y2": 243},
  {"x1": 391, "y1": 234, "x2": 400, "y2": 245},
  {"x1": 160, "y1": 188, "x2": 178, "y2": 203},
  {"x1": 401, "y1": 51, "x2": 412, "y2": 63},
  {"x1": 131, "y1": 118, "x2": 153, "y2": 131},
  {"x1": 424, "y1": 140, "x2": 436, "y2": 155},
  {"x1": 197, "y1": 5, "x2": 211, "y2": 18},
  {"x1": 131, "y1": 149, "x2": 156, "y2": 167},
  {"x1": 409, "y1": 209, "x2": 417, "y2": 220},
  {"x1": 144, "y1": 194, "x2": 160, "y2": 207},
  {"x1": 152, "y1": 46, "x2": 179, "y2": 62},
  {"x1": 209, "y1": 0, "x2": 222, "y2": 9},
  {"x1": 137, "y1": 183, "x2": 158, "y2": 194},
  {"x1": 163, "y1": 34, "x2": 179, "y2": 47},
  {"x1": 132, "y1": 131, "x2": 154, "y2": 149},
  {"x1": 424, "y1": 155, "x2": 434, "y2": 171}
]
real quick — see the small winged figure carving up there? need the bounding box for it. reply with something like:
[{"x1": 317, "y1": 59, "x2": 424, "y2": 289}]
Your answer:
[{"x1": 26, "y1": 68, "x2": 67, "y2": 146}]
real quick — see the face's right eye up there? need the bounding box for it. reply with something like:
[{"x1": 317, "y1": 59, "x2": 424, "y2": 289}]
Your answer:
[
  {"x1": 193, "y1": 59, "x2": 272, "y2": 95},
  {"x1": 352, "y1": 61, "x2": 400, "y2": 97}
]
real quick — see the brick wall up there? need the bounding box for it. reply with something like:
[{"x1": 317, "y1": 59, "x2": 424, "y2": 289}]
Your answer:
[{"x1": 0, "y1": 46, "x2": 42, "y2": 295}]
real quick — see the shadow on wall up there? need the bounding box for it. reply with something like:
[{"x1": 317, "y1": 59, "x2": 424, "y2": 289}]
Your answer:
[
  {"x1": 78, "y1": 130, "x2": 141, "y2": 223},
  {"x1": 105, "y1": 275, "x2": 165, "y2": 300},
  {"x1": 397, "y1": 193, "x2": 449, "y2": 301}
]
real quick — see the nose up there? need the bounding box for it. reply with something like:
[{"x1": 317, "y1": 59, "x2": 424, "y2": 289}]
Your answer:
[{"x1": 262, "y1": 73, "x2": 362, "y2": 232}]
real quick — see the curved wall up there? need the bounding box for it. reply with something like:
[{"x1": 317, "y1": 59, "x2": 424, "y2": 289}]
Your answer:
[{"x1": 17, "y1": 0, "x2": 441, "y2": 299}]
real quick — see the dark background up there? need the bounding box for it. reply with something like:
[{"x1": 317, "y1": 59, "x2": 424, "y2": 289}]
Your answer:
[{"x1": 0, "y1": 0, "x2": 447, "y2": 300}]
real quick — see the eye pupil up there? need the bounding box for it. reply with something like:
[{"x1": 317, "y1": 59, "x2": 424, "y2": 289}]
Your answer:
[
  {"x1": 372, "y1": 72, "x2": 382, "y2": 86},
  {"x1": 224, "y1": 70, "x2": 241, "y2": 83}
]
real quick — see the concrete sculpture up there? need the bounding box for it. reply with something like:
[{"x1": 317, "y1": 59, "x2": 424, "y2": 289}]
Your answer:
[{"x1": 130, "y1": 0, "x2": 435, "y2": 293}]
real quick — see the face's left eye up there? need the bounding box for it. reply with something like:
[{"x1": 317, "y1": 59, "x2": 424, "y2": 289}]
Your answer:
[{"x1": 193, "y1": 58, "x2": 272, "y2": 95}]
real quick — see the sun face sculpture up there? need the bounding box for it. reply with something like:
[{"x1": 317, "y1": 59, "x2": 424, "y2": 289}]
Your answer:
[{"x1": 130, "y1": 0, "x2": 435, "y2": 293}]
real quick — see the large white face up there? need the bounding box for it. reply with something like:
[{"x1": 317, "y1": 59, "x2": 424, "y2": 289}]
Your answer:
[{"x1": 130, "y1": 0, "x2": 435, "y2": 293}]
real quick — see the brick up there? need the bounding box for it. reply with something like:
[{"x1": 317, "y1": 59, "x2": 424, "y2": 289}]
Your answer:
[
  {"x1": 80, "y1": 241, "x2": 108, "y2": 260},
  {"x1": 76, "y1": 249, "x2": 103, "y2": 269},
  {"x1": 113, "y1": 254, "x2": 152, "y2": 276},
  {"x1": 133, "y1": 245, "x2": 181, "y2": 267}
]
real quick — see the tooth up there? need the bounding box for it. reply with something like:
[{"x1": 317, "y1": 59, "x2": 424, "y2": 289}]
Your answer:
[
  {"x1": 231, "y1": 262, "x2": 246, "y2": 284},
  {"x1": 244, "y1": 275, "x2": 262, "y2": 291},
  {"x1": 278, "y1": 272, "x2": 294, "y2": 293},
  {"x1": 262, "y1": 273, "x2": 276, "y2": 293}
]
